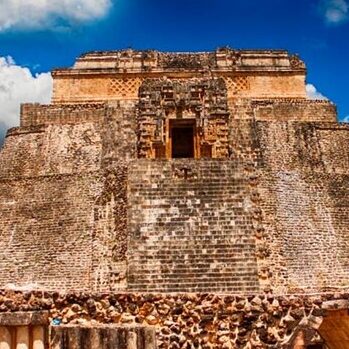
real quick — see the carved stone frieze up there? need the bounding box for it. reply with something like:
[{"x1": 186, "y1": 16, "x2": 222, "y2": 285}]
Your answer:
[{"x1": 137, "y1": 77, "x2": 229, "y2": 159}]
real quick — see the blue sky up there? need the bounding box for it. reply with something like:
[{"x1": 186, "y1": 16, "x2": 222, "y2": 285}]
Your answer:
[{"x1": 0, "y1": 0, "x2": 348, "y2": 143}]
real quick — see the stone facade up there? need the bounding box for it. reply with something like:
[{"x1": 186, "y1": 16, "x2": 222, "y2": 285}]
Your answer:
[
  {"x1": 1, "y1": 290, "x2": 349, "y2": 349},
  {"x1": 0, "y1": 48, "x2": 348, "y2": 348},
  {"x1": 137, "y1": 78, "x2": 229, "y2": 159},
  {"x1": 52, "y1": 49, "x2": 307, "y2": 104}
]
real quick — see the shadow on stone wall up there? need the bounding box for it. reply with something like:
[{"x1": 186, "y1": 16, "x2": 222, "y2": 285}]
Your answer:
[{"x1": 0, "y1": 122, "x2": 7, "y2": 148}]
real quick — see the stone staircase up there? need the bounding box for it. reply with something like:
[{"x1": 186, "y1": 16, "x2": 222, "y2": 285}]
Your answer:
[{"x1": 127, "y1": 159, "x2": 260, "y2": 293}]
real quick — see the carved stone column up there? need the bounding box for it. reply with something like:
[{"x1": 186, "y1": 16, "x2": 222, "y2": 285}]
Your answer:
[
  {"x1": 16, "y1": 326, "x2": 29, "y2": 349},
  {"x1": 0, "y1": 327, "x2": 11, "y2": 349},
  {"x1": 33, "y1": 327, "x2": 45, "y2": 349}
]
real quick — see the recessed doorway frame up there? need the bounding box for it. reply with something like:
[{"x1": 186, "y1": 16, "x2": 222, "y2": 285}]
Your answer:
[{"x1": 167, "y1": 119, "x2": 200, "y2": 159}]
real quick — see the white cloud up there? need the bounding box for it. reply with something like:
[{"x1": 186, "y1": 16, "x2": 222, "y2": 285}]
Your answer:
[
  {"x1": 306, "y1": 83, "x2": 328, "y2": 100},
  {"x1": 0, "y1": 0, "x2": 112, "y2": 32},
  {"x1": 0, "y1": 56, "x2": 52, "y2": 144},
  {"x1": 342, "y1": 115, "x2": 349, "y2": 122},
  {"x1": 320, "y1": 0, "x2": 349, "y2": 24}
]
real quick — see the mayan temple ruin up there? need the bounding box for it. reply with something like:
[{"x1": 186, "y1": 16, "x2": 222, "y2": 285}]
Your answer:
[{"x1": 0, "y1": 48, "x2": 348, "y2": 348}]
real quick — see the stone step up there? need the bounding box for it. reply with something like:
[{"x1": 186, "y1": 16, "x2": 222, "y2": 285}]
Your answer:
[{"x1": 128, "y1": 282, "x2": 259, "y2": 292}]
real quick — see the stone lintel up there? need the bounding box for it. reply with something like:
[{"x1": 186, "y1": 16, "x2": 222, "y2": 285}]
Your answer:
[
  {"x1": 0, "y1": 311, "x2": 49, "y2": 326},
  {"x1": 51, "y1": 67, "x2": 305, "y2": 77},
  {"x1": 322, "y1": 299, "x2": 349, "y2": 310}
]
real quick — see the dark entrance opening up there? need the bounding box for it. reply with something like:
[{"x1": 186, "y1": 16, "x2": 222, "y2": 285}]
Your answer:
[{"x1": 171, "y1": 126, "x2": 194, "y2": 158}]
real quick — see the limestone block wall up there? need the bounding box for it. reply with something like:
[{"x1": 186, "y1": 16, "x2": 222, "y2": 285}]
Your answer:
[
  {"x1": 0, "y1": 126, "x2": 102, "y2": 290},
  {"x1": 17, "y1": 103, "x2": 138, "y2": 170},
  {"x1": 226, "y1": 120, "x2": 349, "y2": 293},
  {"x1": 247, "y1": 74, "x2": 305, "y2": 98},
  {"x1": 0, "y1": 123, "x2": 102, "y2": 178},
  {"x1": 253, "y1": 122, "x2": 349, "y2": 293},
  {"x1": 51, "y1": 49, "x2": 307, "y2": 104},
  {"x1": 20, "y1": 103, "x2": 106, "y2": 127},
  {"x1": 101, "y1": 104, "x2": 137, "y2": 166},
  {"x1": 228, "y1": 99, "x2": 337, "y2": 122},
  {"x1": 0, "y1": 104, "x2": 138, "y2": 292},
  {"x1": 92, "y1": 167, "x2": 129, "y2": 292},
  {"x1": 0, "y1": 163, "x2": 131, "y2": 293},
  {"x1": 252, "y1": 100, "x2": 337, "y2": 122},
  {"x1": 52, "y1": 76, "x2": 143, "y2": 104},
  {"x1": 52, "y1": 73, "x2": 306, "y2": 104},
  {"x1": 0, "y1": 95, "x2": 348, "y2": 295},
  {"x1": 127, "y1": 159, "x2": 260, "y2": 293},
  {"x1": 0, "y1": 173, "x2": 101, "y2": 290},
  {"x1": 224, "y1": 74, "x2": 305, "y2": 99}
]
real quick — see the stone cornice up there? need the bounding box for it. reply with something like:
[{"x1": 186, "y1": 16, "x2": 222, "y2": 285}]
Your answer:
[{"x1": 52, "y1": 48, "x2": 306, "y2": 76}]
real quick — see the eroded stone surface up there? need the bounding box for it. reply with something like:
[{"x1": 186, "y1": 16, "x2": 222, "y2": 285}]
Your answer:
[
  {"x1": 0, "y1": 311, "x2": 48, "y2": 326},
  {"x1": 0, "y1": 291, "x2": 348, "y2": 348},
  {"x1": 0, "y1": 48, "x2": 348, "y2": 348}
]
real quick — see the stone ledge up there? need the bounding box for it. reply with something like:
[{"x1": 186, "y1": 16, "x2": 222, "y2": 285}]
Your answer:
[
  {"x1": 322, "y1": 299, "x2": 349, "y2": 310},
  {"x1": 0, "y1": 311, "x2": 49, "y2": 326}
]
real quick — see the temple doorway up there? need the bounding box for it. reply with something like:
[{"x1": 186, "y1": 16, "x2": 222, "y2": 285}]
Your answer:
[{"x1": 169, "y1": 120, "x2": 196, "y2": 158}]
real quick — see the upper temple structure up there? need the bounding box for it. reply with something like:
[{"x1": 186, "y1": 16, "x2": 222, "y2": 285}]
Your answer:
[{"x1": 0, "y1": 48, "x2": 348, "y2": 349}]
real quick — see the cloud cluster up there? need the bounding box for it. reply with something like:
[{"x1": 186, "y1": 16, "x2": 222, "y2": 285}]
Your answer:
[
  {"x1": 0, "y1": 56, "x2": 52, "y2": 146},
  {"x1": 319, "y1": 0, "x2": 349, "y2": 24},
  {"x1": 306, "y1": 83, "x2": 328, "y2": 100},
  {"x1": 0, "y1": 0, "x2": 112, "y2": 32}
]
